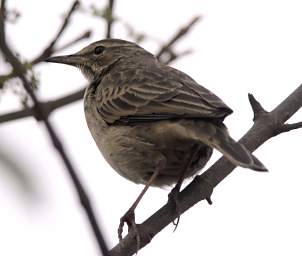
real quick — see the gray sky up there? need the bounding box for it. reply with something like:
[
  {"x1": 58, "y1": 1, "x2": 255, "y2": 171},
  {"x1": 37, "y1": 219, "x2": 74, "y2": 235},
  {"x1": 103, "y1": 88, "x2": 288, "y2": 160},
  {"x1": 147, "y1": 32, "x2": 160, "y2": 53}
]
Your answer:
[{"x1": 1, "y1": 0, "x2": 302, "y2": 255}]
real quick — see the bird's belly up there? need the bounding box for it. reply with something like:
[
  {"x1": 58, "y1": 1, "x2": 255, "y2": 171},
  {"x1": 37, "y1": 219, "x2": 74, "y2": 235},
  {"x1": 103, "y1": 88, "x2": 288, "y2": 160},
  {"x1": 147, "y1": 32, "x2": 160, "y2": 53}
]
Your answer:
[{"x1": 88, "y1": 119, "x2": 213, "y2": 187}]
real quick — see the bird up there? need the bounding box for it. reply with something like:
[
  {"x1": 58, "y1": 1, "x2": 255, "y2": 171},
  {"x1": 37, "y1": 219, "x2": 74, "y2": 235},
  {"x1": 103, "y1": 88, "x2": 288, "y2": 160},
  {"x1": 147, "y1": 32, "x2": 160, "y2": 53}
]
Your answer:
[{"x1": 46, "y1": 38, "x2": 267, "y2": 242}]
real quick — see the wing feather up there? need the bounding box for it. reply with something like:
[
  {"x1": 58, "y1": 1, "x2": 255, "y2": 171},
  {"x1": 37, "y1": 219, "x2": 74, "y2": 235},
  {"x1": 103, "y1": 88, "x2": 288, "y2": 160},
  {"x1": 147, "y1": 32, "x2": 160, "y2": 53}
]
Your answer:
[{"x1": 95, "y1": 67, "x2": 233, "y2": 124}]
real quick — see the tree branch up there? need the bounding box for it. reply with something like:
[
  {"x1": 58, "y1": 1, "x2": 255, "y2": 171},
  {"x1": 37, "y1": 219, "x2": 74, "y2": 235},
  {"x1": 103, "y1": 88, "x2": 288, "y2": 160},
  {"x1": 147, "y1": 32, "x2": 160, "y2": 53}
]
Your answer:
[
  {"x1": 0, "y1": 0, "x2": 6, "y2": 17},
  {"x1": 2, "y1": 1, "x2": 301, "y2": 253},
  {"x1": 274, "y1": 121, "x2": 302, "y2": 135},
  {"x1": 0, "y1": 0, "x2": 91, "y2": 88},
  {"x1": 105, "y1": 0, "x2": 115, "y2": 38},
  {"x1": 0, "y1": 6, "x2": 109, "y2": 256},
  {"x1": 55, "y1": 30, "x2": 92, "y2": 53},
  {"x1": 31, "y1": 0, "x2": 80, "y2": 64},
  {"x1": 0, "y1": 88, "x2": 85, "y2": 124},
  {"x1": 156, "y1": 16, "x2": 201, "y2": 63},
  {"x1": 110, "y1": 84, "x2": 302, "y2": 256}
]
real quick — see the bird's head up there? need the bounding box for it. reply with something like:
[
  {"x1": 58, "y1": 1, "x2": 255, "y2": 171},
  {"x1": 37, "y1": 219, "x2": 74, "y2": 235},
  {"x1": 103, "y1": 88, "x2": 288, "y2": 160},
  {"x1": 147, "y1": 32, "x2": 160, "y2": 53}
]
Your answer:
[{"x1": 46, "y1": 39, "x2": 154, "y2": 82}]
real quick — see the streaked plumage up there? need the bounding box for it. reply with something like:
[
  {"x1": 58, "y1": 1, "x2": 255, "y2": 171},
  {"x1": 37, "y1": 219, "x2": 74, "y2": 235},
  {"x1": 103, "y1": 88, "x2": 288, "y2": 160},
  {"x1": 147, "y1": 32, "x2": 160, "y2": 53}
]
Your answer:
[
  {"x1": 95, "y1": 63, "x2": 233, "y2": 124},
  {"x1": 47, "y1": 39, "x2": 266, "y2": 188}
]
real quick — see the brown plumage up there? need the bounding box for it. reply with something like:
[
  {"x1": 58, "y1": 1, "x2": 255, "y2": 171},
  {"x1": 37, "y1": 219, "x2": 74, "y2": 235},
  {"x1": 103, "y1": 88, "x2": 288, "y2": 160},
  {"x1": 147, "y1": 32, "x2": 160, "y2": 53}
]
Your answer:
[{"x1": 46, "y1": 38, "x2": 267, "y2": 240}]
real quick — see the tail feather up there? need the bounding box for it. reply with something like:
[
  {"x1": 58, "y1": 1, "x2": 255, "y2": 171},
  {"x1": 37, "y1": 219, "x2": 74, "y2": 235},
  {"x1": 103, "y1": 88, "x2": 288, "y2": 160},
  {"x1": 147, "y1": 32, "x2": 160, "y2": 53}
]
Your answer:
[
  {"x1": 251, "y1": 155, "x2": 268, "y2": 172},
  {"x1": 196, "y1": 122, "x2": 267, "y2": 172},
  {"x1": 214, "y1": 136, "x2": 267, "y2": 172}
]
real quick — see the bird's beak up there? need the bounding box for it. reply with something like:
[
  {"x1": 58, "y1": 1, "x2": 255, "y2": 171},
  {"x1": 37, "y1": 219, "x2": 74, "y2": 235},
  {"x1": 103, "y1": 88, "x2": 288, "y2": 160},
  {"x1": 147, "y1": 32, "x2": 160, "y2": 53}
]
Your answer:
[{"x1": 45, "y1": 54, "x2": 83, "y2": 66}]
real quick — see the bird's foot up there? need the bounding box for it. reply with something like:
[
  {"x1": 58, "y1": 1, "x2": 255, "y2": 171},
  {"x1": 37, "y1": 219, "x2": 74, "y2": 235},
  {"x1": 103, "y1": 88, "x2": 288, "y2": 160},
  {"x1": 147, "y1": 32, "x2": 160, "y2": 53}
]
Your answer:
[
  {"x1": 118, "y1": 209, "x2": 141, "y2": 250},
  {"x1": 168, "y1": 186, "x2": 182, "y2": 232}
]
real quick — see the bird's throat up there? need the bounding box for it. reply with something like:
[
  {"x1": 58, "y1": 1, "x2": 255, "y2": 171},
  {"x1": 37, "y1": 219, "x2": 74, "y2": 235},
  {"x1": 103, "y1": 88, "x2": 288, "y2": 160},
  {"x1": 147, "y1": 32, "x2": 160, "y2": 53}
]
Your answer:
[{"x1": 77, "y1": 64, "x2": 95, "y2": 82}]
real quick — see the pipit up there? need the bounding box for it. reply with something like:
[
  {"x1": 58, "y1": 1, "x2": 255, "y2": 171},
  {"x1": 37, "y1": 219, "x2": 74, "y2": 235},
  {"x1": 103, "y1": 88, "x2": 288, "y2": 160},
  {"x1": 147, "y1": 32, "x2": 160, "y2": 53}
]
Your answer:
[{"x1": 46, "y1": 39, "x2": 266, "y2": 243}]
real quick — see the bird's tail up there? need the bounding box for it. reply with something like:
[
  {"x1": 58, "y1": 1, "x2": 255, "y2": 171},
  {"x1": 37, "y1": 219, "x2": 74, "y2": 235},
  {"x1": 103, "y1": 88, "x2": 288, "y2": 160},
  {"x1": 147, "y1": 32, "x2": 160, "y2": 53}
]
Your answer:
[{"x1": 194, "y1": 121, "x2": 267, "y2": 172}]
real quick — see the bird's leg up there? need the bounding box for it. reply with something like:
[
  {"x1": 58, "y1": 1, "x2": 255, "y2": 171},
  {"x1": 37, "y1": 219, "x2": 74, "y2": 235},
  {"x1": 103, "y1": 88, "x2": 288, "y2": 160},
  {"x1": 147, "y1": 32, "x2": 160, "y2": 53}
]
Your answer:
[
  {"x1": 168, "y1": 169, "x2": 187, "y2": 231},
  {"x1": 168, "y1": 145, "x2": 201, "y2": 231},
  {"x1": 118, "y1": 168, "x2": 160, "y2": 247}
]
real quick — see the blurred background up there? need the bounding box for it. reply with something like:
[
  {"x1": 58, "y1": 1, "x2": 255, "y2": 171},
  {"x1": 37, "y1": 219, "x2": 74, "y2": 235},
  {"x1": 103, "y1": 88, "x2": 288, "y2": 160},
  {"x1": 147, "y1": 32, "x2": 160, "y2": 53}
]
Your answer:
[{"x1": 1, "y1": 0, "x2": 302, "y2": 255}]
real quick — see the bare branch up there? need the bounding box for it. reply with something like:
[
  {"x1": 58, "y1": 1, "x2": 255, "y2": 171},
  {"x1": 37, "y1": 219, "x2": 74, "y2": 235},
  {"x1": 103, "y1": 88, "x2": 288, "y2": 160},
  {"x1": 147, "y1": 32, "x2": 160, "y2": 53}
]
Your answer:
[
  {"x1": 0, "y1": 31, "x2": 91, "y2": 89},
  {"x1": 0, "y1": 71, "x2": 15, "y2": 86},
  {"x1": 105, "y1": 0, "x2": 115, "y2": 38},
  {"x1": 0, "y1": 10, "x2": 109, "y2": 256},
  {"x1": 0, "y1": 0, "x2": 90, "y2": 89},
  {"x1": 110, "y1": 84, "x2": 302, "y2": 255},
  {"x1": 0, "y1": 107, "x2": 32, "y2": 123},
  {"x1": 161, "y1": 49, "x2": 192, "y2": 65},
  {"x1": 156, "y1": 16, "x2": 201, "y2": 62},
  {"x1": 31, "y1": 0, "x2": 80, "y2": 64},
  {"x1": 0, "y1": 88, "x2": 85, "y2": 124},
  {"x1": 55, "y1": 30, "x2": 92, "y2": 52},
  {"x1": 274, "y1": 121, "x2": 302, "y2": 135},
  {"x1": 0, "y1": 0, "x2": 6, "y2": 17}
]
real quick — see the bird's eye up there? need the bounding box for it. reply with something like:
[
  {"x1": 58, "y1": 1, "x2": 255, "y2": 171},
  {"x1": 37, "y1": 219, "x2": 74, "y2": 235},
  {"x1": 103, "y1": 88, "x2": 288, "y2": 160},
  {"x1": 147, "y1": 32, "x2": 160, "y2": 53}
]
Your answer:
[{"x1": 94, "y1": 46, "x2": 105, "y2": 55}]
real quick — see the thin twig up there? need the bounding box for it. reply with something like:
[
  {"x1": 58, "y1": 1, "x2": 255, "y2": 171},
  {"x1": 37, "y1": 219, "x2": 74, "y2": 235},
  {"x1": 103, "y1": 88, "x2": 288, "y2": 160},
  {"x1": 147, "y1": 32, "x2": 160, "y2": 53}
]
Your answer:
[
  {"x1": 106, "y1": 0, "x2": 115, "y2": 38},
  {"x1": 0, "y1": 0, "x2": 89, "y2": 89},
  {"x1": 156, "y1": 16, "x2": 201, "y2": 61},
  {"x1": 0, "y1": 31, "x2": 91, "y2": 88},
  {"x1": 0, "y1": 8, "x2": 109, "y2": 256},
  {"x1": 31, "y1": 0, "x2": 80, "y2": 64},
  {"x1": 161, "y1": 49, "x2": 192, "y2": 65},
  {"x1": 0, "y1": 88, "x2": 85, "y2": 124},
  {"x1": 110, "y1": 84, "x2": 302, "y2": 255},
  {"x1": 55, "y1": 30, "x2": 92, "y2": 52}
]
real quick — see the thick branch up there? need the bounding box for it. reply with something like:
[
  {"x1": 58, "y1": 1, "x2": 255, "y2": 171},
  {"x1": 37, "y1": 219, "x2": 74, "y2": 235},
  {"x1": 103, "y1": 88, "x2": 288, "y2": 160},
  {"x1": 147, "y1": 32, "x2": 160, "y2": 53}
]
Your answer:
[
  {"x1": 0, "y1": 8, "x2": 109, "y2": 256},
  {"x1": 0, "y1": 88, "x2": 85, "y2": 124},
  {"x1": 274, "y1": 122, "x2": 302, "y2": 135},
  {"x1": 0, "y1": 0, "x2": 6, "y2": 16},
  {"x1": 110, "y1": 84, "x2": 302, "y2": 256}
]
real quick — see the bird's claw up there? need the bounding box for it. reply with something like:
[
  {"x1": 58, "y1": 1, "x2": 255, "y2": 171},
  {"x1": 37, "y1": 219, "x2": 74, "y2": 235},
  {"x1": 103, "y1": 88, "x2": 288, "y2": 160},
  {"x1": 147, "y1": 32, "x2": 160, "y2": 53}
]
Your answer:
[
  {"x1": 118, "y1": 210, "x2": 141, "y2": 251},
  {"x1": 118, "y1": 209, "x2": 135, "y2": 240},
  {"x1": 168, "y1": 186, "x2": 181, "y2": 232}
]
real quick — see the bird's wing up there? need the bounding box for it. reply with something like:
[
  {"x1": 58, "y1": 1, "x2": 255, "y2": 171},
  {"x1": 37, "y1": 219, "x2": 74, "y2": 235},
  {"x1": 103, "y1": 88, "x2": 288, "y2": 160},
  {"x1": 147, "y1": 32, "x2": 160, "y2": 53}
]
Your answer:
[{"x1": 94, "y1": 67, "x2": 233, "y2": 124}]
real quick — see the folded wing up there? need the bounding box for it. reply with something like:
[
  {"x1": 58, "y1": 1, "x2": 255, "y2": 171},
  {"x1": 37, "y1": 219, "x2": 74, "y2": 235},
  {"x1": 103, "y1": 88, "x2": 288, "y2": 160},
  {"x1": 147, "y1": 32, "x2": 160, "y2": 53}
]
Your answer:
[{"x1": 95, "y1": 67, "x2": 233, "y2": 124}]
